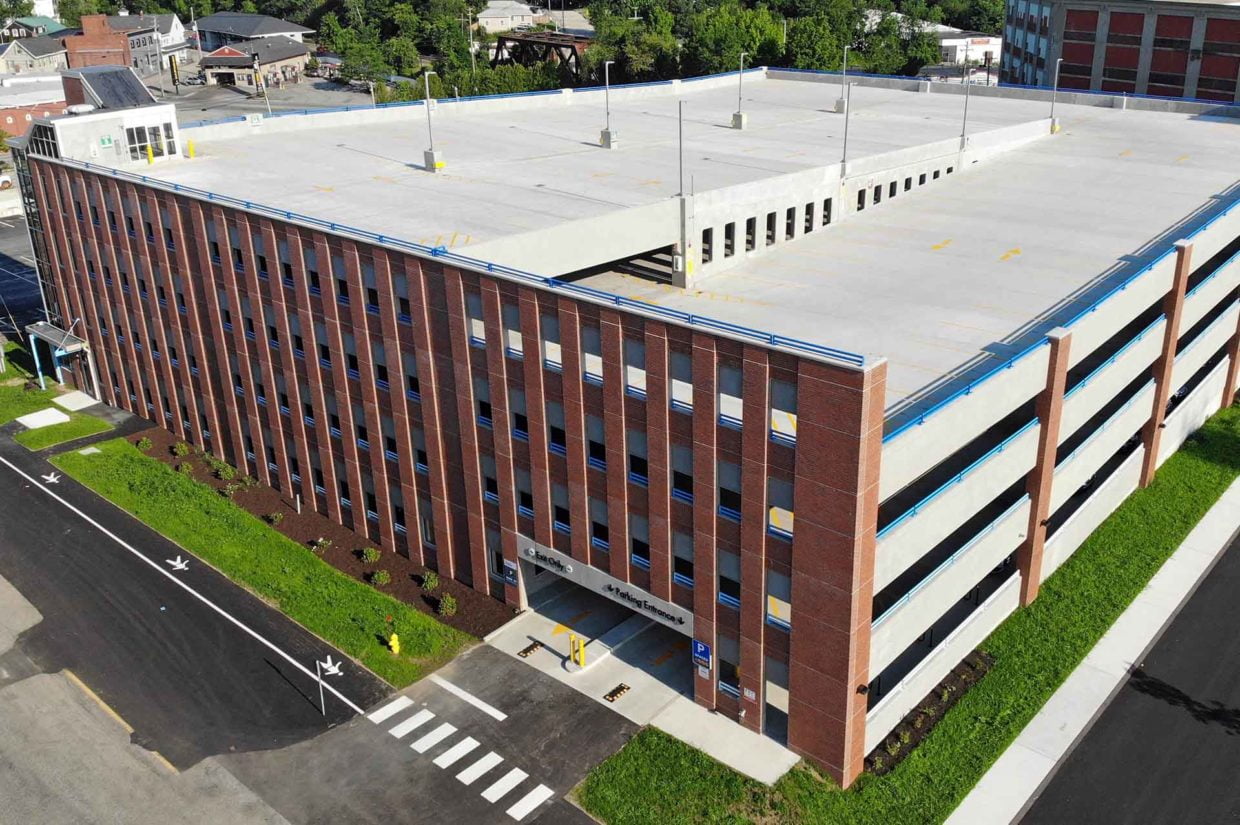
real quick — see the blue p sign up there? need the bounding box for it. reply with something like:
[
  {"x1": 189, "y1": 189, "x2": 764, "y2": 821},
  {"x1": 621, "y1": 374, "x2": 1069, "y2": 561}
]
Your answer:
[{"x1": 692, "y1": 639, "x2": 712, "y2": 668}]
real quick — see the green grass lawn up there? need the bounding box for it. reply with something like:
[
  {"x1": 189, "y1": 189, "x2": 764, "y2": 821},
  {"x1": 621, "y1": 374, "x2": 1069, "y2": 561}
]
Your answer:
[
  {"x1": 1, "y1": 341, "x2": 58, "y2": 425},
  {"x1": 14, "y1": 411, "x2": 111, "y2": 450},
  {"x1": 54, "y1": 438, "x2": 474, "y2": 687},
  {"x1": 580, "y1": 404, "x2": 1240, "y2": 825}
]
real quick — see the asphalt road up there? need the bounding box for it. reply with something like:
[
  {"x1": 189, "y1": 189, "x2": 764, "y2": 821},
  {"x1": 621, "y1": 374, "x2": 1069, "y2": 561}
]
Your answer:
[
  {"x1": 1022, "y1": 530, "x2": 1240, "y2": 825},
  {"x1": 0, "y1": 216, "x2": 39, "y2": 333},
  {"x1": 0, "y1": 433, "x2": 392, "y2": 769}
]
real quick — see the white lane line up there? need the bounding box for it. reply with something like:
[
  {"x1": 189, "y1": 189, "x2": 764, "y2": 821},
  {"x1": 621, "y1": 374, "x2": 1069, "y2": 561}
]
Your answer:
[
  {"x1": 456, "y1": 751, "x2": 504, "y2": 785},
  {"x1": 429, "y1": 674, "x2": 507, "y2": 721},
  {"x1": 0, "y1": 456, "x2": 367, "y2": 715},
  {"x1": 481, "y1": 768, "x2": 528, "y2": 803},
  {"x1": 411, "y1": 722, "x2": 457, "y2": 754},
  {"x1": 432, "y1": 736, "x2": 480, "y2": 768},
  {"x1": 388, "y1": 709, "x2": 435, "y2": 739},
  {"x1": 367, "y1": 695, "x2": 414, "y2": 723},
  {"x1": 505, "y1": 784, "x2": 555, "y2": 821}
]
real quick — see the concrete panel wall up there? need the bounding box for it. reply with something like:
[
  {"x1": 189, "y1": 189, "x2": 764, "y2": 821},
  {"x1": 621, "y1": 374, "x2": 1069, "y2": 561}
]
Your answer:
[
  {"x1": 870, "y1": 496, "x2": 1029, "y2": 675},
  {"x1": 1182, "y1": 205, "x2": 1240, "y2": 271},
  {"x1": 1059, "y1": 317, "x2": 1165, "y2": 441},
  {"x1": 864, "y1": 573, "x2": 1020, "y2": 753},
  {"x1": 1050, "y1": 381, "x2": 1154, "y2": 512},
  {"x1": 874, "y1": 422, "x2": 1039, "y2": 591},
  {"x1": 465, "y1": 199, "x2": 679, "y2": 276},
  {"x1": 1181, "y1": 258, "x2": 1240, "y2": 334},
  {"x1": 1172, "y1": 300, "x2": 1238, "y2": 390},
  {"x1": 881, "y1": 344, "x2": 1050, "y2": 499},
  {"x1": 1042, "y1": 447, "x2": 1144, "y2": 581},
  {"x1": 1159, "y1": 358, "x2": 1231, "y2": 466},
  {"x1": 1065, "y1": 253, "x2": 1177, "y2": 370}
]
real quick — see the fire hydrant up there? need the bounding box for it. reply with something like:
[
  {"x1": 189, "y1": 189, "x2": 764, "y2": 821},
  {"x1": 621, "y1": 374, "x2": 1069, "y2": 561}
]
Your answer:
[{"x1": 389, "y1": 633, "x2": 401, "y2": 655}]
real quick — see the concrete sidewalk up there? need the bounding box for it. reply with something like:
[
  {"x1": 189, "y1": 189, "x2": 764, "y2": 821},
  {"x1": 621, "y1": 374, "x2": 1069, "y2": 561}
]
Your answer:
[{"x1": 946, "y1": 477, "x2": 1240, "y2": 825}]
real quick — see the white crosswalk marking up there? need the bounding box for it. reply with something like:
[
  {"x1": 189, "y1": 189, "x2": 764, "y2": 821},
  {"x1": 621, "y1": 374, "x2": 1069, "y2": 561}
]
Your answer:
[
  {"x1": 367, "y1": 696, "x2": 414, "y2": 724},
  {"x1": 411, "y1": 722, "x2": 457, "y2": 754},
  {"x1": 388, "y1": 709, "x2": 435, "y2": 739},
  {"x1": 505, "y1": 784, "x2": 555, "y2": 821},
  {"x1": 481, "y1": 768, "x2": 528, "y2": 803},
  {"x1": 432, "y1": 736, "x2": 480, "y2": 768},
  {"x1": 456, "y1": 751, "x2": 504, "y2": 785}
]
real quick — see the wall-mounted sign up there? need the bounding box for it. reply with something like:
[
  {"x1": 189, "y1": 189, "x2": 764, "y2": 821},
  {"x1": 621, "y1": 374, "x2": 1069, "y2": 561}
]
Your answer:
[
  {"x1": 692, "y1": 639, "x2": 712, "y2": 668},
  {"x1": 743, "y1": 687, "x2": 757, "y2": 702},
  {"x1": 502, "y1": 558, "x2": 518, "y2": 586},
  {"x1": 520, "y1": 538, "x2": 694, "y2": 635}
]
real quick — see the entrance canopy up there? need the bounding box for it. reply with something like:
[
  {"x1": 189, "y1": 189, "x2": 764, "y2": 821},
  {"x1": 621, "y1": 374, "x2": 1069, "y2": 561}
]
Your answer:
[{"x1": 24, "y1": 320, "x2": 90, "y2": 391}]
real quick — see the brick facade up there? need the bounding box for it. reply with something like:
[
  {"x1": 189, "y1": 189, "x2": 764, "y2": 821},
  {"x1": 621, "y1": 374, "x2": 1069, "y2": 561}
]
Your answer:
[{"x1": 65, "y1": 15, "x2": 133, "y2": 70}]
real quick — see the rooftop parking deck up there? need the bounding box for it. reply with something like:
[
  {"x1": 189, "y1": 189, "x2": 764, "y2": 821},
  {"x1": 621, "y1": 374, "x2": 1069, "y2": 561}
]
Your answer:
[{"x1": 130, "y1": 74, "x2": 1240, "y2": 420}]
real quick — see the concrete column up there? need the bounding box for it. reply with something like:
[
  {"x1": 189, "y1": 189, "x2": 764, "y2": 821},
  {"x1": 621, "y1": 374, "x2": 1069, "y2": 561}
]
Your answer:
[
  {"x1": 1134, "y1": 12, "x2": 1158, "y2": 94},
  {"x1": 691, "y1": 334, "x2": 719, "y2": 711},
  {"x1": 1221, "y1": 301, "x2": 1240, "y2": 407},
  {"x1": 1141, "y1": 241, "x2": 1193, "y2": 487},
  {"x1": 786, "y1": 357, "x2": 885, "y2": 790},
  {"x1": 737, "y1": 346, "x2": 770, "y2": 733},
  {"x1": 1184, "y1": 14, "x2": 1208, "y2": 98},
  {"x1": 1089, "y1": 9, "x2": 1111, "y2": 89},
  {"x1": 1018, "y1": 328, "x2": 1072, "y2": 605}
]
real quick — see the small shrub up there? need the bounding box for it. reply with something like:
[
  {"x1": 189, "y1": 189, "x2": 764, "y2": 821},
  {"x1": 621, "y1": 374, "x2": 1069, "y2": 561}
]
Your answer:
[
  {"x1": 265, "y1": 511, "x2": 284, "y2": 526},
  {"x1": 171, "y1": 441, "x2": 191, "y2": 457},
  {"x1": 361, "y1": 547, "x2": 381, "y2": 564},
  {"x1": 311, "y1": 537, "x2": 333, "y2": 553},
  {"x1": 437, "y1": 593, "x2": 457, "y2": 617},
  {"x1": 899, "y1": 729, "x2": 912, "y2": 745},
  {"x1": 215, "y1": 463, "x2": 236, "y2": 481},
  {"x1": 871, "y1": 755, "x2": 885, "y2": 771},
  {"x1": 421, "y1": 570, "x2": 440, "y2": 592},
  {"x1": 176, "y1": 462, "x2": 194, "y2": 476},
  {"x1": 240, "y1": 475, "x2": 258, "y2": 489},
  {"x1": 369, "y1": 569, "x2": 392, "y2": 586},
  {"x1": 885, "y1": 739, "x2": 900, "y2": 757},
  {"x1": 136, "y1": 437, "x2": 153, "y2": 451},
  {"x1": 220, "y1": 482, "x2": 240, "y2": 498}
]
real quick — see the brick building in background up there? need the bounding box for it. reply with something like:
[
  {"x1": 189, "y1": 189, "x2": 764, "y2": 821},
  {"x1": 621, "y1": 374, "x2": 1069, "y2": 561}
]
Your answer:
[
  {"x1": 9, "y1": 72, "x2": 1240, "y2": 788},
  {"x1": 64, "y1": 14, "x2": 133, "y2": 70},
  {"x1": 1001, "y1": 0, "x2": 1240, "y2": 101}
]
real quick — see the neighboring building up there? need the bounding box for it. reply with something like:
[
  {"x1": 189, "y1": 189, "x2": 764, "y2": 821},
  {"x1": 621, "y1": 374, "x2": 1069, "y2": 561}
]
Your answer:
[
  {"x1": 0, "y1": 35, "x2": 67, "y2": 74},
  {"x1": 64, "y1": 14, "x2": 132, "y2": 70},
  {"x1": 61, "y1": 65, "x2": 157, "y2": 111},
  {"x1": 200, "y1": 37, "x2": 308, "y2": 88},
  {"x1": 477, "y1": 1, "x2": 540, "y2": 33},
  {"x1": 9, "y1": 72, "x2": 1240, "y2": 790},
  {"x1": 0, "y1": 75, "x2": 65, "y2": 135},
  {"x1": 0, "y1": 16, "x2": 68, "y2": 42},
  {"x1": 1001, "y1": 0, "x2": 1240, "y2": 101},
  {"x1": 106, "y1": 13, "x2": 190, "y2": 76},
  {"x1": 935, "y1": 29, "x2": 1001, "y2": 65},
  {"x1": 193, "y1": 11, "x2": 312, "y2": 52}
]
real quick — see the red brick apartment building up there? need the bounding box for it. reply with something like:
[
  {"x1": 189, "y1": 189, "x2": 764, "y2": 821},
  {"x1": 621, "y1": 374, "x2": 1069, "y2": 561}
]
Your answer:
[
  {"x1": 11, "y1": 72, "x2": 1240, "y2": 787},
  {"x1": 1001, "y1": 0, "x2": 1240, "y2": 100}
]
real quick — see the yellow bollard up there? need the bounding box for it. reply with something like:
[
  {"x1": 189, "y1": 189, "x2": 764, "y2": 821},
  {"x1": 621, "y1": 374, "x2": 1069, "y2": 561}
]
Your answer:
[
  {"x1": 146, "y1": 144, "x2": 154, "y2": 165},
  {"x1": 187, "y1": 139, "x2": 196, "y2": 159},
  {"x1": 389, "y1": 632, "x2": 400, "y2": 655}
]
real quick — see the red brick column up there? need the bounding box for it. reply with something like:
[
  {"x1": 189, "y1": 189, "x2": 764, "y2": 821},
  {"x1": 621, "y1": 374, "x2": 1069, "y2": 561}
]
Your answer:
[
  {"x1": 1017, "y1": 328, "x2": 1072, "y2": 606},
  {"x1": 644, "y1": 324, "x2": 673, "y2": 602},
  {"x1": 601, "y1": 310, "x2": 630, "y2": 582},
  {"x1": 443, "y1": 268, "x2": 487, "y2": 588},
  {"x1": 1140, "y1": 240, "x2": 1192, "y2": 487},
  {"x1": 691, "y1": 333, "x2": 719, "y2": 710},
  {"x1": 519, "y1": 291, "x2": 554, "y2": 550},
  {"x1": 1221, "y1": 301, "x2": 1240, "y2": 409},
  {"x1": 557, "y1": 298, "x2": 591, "y2": 565},
  {"x1": 737, "y1": 346, "x2": 771, "y2": 733},
  {"x1": 786, "y1": 357, "x2": 886, "y2": 789}
]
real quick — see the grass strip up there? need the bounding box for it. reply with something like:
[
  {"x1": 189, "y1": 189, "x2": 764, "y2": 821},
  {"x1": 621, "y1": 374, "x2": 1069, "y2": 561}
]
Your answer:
[
  {"x1": 53, "y1": 438, "x2": 473, "y2": 687},
  {"x1": 580, "y1": 404, "x2": 1240, "y2": 825},
  {"x1": 15, "y1": 411, "x2": 111, "y2": 450}
]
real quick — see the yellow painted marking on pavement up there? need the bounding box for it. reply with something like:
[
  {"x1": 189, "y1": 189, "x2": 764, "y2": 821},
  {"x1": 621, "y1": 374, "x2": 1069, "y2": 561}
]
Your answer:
[
  {"x1": 931, "y1": 239, "x2": 953, "y2": 251},
  {"x1": 651, "y1": 639, "x2": 689, "y2": 667},
  {"x1": 313, "y1": 185, "x2": 335, "y2": 193},
  {"x1": 460, "y1": 234, "x2": 471, "y2": 246},
  {"x1": 449, "y1": 231, "x2": 459, "y2": 248},
  {"x1": 1119, "y1": 149, "x2": 1133, "y2": 157},
  {"x1": 1174, "y1": 154, "x2": 1190, "y2": 163},
  {"x1": 551, "y1": 610, "x2": 591, "y2": 636},
  {"x1": 999, "y1": 247, "x2": 1022, "y2": 262},
  {"x1": 65, "y1": 669, "x2": 133, "y2": 734},
  {"x1": 638, "y1": 179, "x2": 662, "y2": 186},
  {"x1": 372, "y1": 175, "x2": 396, "y2": 183},
  {"x1": 147, "y1": 751, "x2": 180, "y2": 774}
]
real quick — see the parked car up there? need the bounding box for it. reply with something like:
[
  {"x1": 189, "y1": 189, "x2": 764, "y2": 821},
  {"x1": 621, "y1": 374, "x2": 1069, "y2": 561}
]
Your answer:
[{"x1": 180, "y1": 74, "x2": 205, "y2": 86}]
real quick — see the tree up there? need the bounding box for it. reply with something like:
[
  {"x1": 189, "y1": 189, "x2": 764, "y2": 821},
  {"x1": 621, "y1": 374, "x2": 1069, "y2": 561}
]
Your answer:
[
  {"x1": 56, "y1": 0, "x2": 100, "y2": 28},
  {"x1": 0, "y1": 0, "x2": 34, "y2": 19},
  {"x1": 586, "y1": 3, "x2": 680, "y2": 83},
  {"x1": 784, "y1": 16, "x2": 843, "y2": 70},
  {"x1": 384, "y1": 35, "x2": 421, "y2": 75},
  {"x1": 340, "y1": 34, "x2": 393, "y2": 82},
  {"x1": 318, "y1": 11, "x2": 346, "y2": 52},
  {"x1": 681, "y1": 0, "x2": 783, "y2": 77}
]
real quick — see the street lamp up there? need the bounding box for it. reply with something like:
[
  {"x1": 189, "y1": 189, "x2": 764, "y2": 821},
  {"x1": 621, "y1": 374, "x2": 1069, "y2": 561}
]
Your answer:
[
  {"x1": 600, "y1": 60, "x2": 618, "y2": 149},
  {"x1": 840, "y1": 81, "x2": 852, "y2": 168},
  {"x1": 835, "y1": 45, "x2": 849, "y2": 113},
  {"x1": 732, "y1": 51, "x2": 748, "y2": 129},
  {"x1": 422, "y1": 70, "x2": 444, "y2": 172},
  {"x1": 960, "y1": 44, "x2": 971, "y2": 147},
  {"x1": 1049, "y1": 57, "x2": 1064, "y2": 133}
]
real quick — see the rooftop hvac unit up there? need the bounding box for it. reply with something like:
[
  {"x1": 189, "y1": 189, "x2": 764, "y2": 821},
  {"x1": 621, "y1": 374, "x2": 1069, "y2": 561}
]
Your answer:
[{"x1": 66, "y1": 104, "x2": 96, "y2": 115}]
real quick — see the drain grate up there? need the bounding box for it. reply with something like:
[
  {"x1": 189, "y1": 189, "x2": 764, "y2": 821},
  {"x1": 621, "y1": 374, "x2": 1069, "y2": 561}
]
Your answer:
[
  {"x1": 518, "y1": 641, "x2": 543, "y2": 659},
  {"x1": 604, "y1": 684, "x2": 631, "y2": 703}
]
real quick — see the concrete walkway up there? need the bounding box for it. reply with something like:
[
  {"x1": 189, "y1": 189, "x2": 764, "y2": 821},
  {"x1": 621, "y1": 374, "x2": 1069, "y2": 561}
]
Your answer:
[{"x1": 946, "y1": 477, "x2": 1240, "y2": 825}]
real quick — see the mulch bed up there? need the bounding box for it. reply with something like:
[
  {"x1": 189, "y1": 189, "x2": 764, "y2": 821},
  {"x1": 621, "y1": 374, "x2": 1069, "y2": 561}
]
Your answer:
[
  {"x1": 127, "y1": 426, "x2": 517, "y2": 639},
  {"x1": 865, "y1": 649, "x2": 996, "y2": 776}
]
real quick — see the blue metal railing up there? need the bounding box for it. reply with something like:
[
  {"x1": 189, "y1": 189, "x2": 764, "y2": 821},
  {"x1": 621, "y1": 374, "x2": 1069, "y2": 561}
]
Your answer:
[{"x1": 52, "y1": 156, "x2": 867, "y2": 369}]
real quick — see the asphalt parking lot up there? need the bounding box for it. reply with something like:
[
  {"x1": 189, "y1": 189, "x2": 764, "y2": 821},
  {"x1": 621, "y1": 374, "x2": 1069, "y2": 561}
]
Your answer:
[{"x1": 0, "y1": 216, "x2": 39, "y2": 334}]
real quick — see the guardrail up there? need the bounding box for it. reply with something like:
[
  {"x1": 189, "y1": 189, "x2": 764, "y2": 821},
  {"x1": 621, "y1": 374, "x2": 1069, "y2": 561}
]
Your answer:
[{"x1": 50, "y1": 157, "x2": 867, "y2": 368}]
